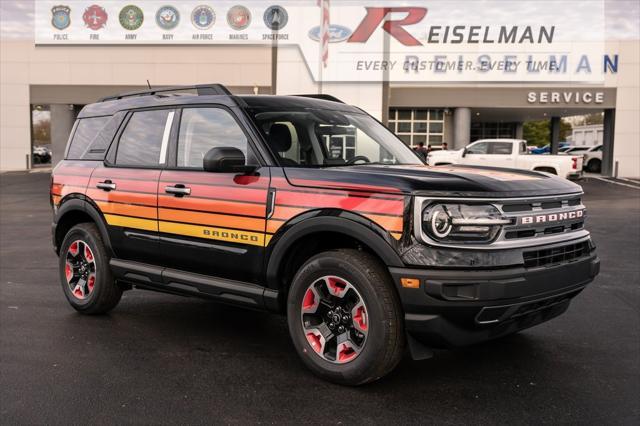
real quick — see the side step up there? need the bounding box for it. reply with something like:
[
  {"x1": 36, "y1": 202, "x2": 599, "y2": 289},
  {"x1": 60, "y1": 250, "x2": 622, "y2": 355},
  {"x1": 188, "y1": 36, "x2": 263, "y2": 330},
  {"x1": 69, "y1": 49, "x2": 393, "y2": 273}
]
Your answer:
[{"x1": 110, "y1": 259, "x2": 279, "y2": 311}]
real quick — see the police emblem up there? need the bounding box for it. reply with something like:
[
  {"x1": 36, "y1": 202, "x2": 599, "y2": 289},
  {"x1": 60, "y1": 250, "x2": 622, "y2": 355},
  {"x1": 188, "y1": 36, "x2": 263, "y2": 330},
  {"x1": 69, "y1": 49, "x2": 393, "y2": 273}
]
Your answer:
[
  {"x1": 156, "y1": 5, "x2": 180, "y2": 30},
  {"x1": 191, "y1": 5, "x2": 215, "y2": 30},
  {"x1": 83, "y1": 5, "x2": 108, "y2": 31},
  {"x1": 263, "y1": 5, "x2": 288, "y2": 31},
  {"x1": 51, "y1": 5, "x2": 71, "y2": 30},
  {"x1": 119, "y1": 5, "x2": 144, "y2": 31},
  {"x1": 227, "y1": 5, "x2": 251, "y2": 31}
]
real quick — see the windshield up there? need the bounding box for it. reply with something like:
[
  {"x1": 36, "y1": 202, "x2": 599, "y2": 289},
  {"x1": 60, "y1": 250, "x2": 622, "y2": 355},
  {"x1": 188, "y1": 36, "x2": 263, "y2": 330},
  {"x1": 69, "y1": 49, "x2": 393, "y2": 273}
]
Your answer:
[{"x1": 246, "y1": 107, "x2": 422, "y2": 167}]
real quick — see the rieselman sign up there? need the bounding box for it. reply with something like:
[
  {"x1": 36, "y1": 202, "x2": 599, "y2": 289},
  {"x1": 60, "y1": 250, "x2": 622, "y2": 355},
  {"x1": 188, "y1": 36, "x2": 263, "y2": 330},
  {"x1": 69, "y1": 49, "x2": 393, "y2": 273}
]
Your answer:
[{"x1": 34, "y1": 0, "x2": 606, "y2": 83}]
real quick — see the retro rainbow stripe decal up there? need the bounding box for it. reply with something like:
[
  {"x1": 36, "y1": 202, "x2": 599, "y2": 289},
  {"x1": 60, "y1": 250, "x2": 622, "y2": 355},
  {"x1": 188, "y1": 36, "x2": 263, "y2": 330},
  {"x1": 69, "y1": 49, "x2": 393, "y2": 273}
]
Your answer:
[{"x1": 52, "y1": 165, "x2": 407, "y2": 247}]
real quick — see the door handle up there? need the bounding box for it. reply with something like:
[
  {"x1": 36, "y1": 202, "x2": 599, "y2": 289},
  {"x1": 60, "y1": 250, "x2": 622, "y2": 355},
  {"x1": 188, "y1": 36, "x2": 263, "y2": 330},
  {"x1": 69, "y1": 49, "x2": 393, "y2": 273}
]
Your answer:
[
  {"x1": 96, "y1": 180, "x2": 116, "y2": 191},
  {"x1": 165, "y1": 184, "x2": 191, "y2": 197}
]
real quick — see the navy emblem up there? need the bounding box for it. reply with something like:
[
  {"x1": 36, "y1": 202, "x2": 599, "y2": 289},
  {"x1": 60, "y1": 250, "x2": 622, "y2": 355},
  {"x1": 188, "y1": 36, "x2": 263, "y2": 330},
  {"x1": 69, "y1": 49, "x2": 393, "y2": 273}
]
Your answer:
[
  {"x1": 119, "y1": 5, "x2": 144, "y2": 31},
  {"x1": 156, "y1": 5, "x2": 180, "y2": 30},
  {"x1": 227, "y1": 5, "x2": 251, "y2": 31},
  {"x1": 191, "y1": 5, "x2": 215, "y2": 30},
  {"x1": 263, "y1": 5, "x2": 288, "y2": 31},
  {"x1": 51, "y1": 5, "x2": 71, "y2": 30}
]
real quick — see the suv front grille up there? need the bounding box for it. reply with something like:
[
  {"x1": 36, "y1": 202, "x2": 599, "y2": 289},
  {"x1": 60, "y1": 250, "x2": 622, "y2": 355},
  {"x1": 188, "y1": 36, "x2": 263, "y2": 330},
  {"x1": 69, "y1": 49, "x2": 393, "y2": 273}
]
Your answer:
[{"x1": 523, "y1": 241, "x2": 591, "y2": 268}]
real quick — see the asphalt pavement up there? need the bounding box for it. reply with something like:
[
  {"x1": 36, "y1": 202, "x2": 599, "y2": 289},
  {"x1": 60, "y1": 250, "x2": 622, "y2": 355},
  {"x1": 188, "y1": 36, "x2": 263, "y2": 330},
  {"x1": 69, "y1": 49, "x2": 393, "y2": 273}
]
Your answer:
[{"x1": 1, "y1": 172, "x2": 638, "y2": 425}]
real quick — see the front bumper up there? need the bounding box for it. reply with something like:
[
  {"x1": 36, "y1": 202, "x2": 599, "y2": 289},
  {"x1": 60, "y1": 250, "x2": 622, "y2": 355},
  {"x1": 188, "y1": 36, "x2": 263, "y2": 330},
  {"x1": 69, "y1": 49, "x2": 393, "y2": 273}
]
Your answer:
[{"x1": 390, "y1": 249, "x2": 599, "y2": 348}]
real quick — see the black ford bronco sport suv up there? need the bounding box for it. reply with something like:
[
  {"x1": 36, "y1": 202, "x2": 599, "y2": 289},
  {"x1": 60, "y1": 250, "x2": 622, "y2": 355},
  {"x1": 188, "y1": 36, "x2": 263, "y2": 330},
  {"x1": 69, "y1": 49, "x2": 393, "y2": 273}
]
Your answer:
[{"x1": 51, "y1": 84, "x2": 600, "y2": 385}]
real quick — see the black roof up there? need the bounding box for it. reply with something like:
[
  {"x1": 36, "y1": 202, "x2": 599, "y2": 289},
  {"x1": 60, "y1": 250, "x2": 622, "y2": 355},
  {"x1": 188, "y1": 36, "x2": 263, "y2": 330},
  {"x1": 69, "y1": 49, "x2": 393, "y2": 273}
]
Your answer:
[{"x1": 78, "y1": 93, "x2": 360, "y2": 119}]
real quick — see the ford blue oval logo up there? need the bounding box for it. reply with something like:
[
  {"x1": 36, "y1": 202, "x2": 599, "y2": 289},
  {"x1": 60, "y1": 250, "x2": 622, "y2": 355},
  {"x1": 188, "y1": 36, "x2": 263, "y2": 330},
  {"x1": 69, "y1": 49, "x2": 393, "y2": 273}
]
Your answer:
[{"x1": 308, "y1": 25, "x2": 352, "y2": 43}]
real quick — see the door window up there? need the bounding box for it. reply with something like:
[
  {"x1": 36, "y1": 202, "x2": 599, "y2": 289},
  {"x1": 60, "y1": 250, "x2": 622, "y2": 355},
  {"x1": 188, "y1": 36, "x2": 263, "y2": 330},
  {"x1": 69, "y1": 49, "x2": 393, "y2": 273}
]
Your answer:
[
  {"x1": 177, "y1": 108, "x2": 247, "y2": 169},
  {"x1": 116, "y1": 109, "x2": 174, "y2": 167},
  {"x1": 466, "y1": 142, "x2": 488, "y2": 154},
  {"x1": 487, "y1": 142, "x2": 513, "y2": 155}
]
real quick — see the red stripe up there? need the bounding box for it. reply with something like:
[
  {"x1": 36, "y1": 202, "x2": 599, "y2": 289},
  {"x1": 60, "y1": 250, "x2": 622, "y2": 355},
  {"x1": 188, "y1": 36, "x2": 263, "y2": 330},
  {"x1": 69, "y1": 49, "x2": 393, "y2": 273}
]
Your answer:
[{"x1": 275, "y1": 191, "x2": 403, "y2": 215}]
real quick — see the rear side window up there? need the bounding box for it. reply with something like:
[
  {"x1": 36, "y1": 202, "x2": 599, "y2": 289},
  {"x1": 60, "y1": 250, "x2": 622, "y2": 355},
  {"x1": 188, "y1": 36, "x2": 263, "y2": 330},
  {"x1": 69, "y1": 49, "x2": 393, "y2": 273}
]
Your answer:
[
  {"x1": 66, "y1": 116, "x2": 110, "y2": 160},
  {"x1": 488, "y1": 142, "x2": 513, "y2": 155},
  {"x1": 116, "y1": 109, "x2": 174, "y2": 167}
]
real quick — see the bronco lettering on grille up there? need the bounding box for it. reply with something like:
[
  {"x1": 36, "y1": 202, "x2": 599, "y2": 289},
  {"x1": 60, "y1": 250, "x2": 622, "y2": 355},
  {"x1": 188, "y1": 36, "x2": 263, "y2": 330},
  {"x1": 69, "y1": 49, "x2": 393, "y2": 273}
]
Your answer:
[{"x1": 520, "y1": 209, "x2": 584, "y2": 225}]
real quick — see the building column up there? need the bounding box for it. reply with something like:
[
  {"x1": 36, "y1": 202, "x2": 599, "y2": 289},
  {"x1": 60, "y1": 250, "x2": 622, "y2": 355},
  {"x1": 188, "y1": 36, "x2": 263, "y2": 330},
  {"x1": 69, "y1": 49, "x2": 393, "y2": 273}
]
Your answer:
[
  {"x1": 453, "y1": 107, "x2": 471, "y2": 150},
  {"x1": 515, "y1": 122, "x2": 524, "y2": 139},
  {"x1": 601, "y1": 109, "x2": 615, "y2": 176},
  {"x1": 50, "y1": 104, "x2": 76, "y2": 167},
  {"x1": 550, "y1": 116, "x2": 561, "y2": 154}
]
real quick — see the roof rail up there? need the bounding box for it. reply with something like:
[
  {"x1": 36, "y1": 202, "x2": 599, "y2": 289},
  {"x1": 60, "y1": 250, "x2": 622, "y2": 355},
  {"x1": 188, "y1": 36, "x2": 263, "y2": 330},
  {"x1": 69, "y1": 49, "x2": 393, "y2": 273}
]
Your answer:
[
  {"x1": 294, "y1": 94, "x2": 344, "y2": 104},
  {"x1": 99, "y1": 84, "x2": 232, "y2": 102}
]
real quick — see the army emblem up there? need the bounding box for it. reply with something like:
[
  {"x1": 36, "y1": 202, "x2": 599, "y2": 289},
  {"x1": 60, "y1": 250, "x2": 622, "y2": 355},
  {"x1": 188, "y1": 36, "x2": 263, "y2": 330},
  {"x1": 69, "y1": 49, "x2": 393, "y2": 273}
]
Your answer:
[
  {"x1": 51, "y1": 5, "x2": 71, "y2": 30},
  {"x1": 191, "y1": 5, "x2": 215, "y2": 30},
  {"x1": 227, "y1": 5, "x2": 251, "y2": 31},
  {"x1": 263, "y1": 5, "x2": 288, "y2": 31},
  {"x1": 83, "y1": 5, "x2": 108, "y2": 31},
  {"x1": 156, "y1": 5, "x2": 180, "y2": 30},
  {"x1": 119, "y1": 5, "x2": 144, "y2": 31}
]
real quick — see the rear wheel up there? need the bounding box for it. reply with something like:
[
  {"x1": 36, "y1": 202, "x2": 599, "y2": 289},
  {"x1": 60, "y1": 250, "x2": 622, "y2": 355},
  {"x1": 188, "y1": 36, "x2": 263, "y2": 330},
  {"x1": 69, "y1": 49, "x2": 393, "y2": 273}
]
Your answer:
[
  {"x1": 287, "y1": 249, "x2": 405, "y2": 385},
  {"x1": 586, "y1": 159, "x2": 601, "y2": 173},
  {"x1": 59, "y1": 223, "x2": 122, "y2": 314}
]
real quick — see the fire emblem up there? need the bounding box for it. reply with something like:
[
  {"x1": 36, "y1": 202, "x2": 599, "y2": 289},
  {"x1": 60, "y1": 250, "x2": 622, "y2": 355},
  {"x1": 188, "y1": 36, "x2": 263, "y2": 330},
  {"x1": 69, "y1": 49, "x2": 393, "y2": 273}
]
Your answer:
[{"x1": 83, "y1": 5, "x2": 108, "y2": 31}]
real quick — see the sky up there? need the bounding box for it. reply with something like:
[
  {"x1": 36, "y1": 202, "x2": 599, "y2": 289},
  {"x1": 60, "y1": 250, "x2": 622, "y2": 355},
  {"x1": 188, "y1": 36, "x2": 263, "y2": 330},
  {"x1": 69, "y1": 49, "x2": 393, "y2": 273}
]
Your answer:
[{"x1": 1, "y1": 0, "x2": 639, "y2": 40}]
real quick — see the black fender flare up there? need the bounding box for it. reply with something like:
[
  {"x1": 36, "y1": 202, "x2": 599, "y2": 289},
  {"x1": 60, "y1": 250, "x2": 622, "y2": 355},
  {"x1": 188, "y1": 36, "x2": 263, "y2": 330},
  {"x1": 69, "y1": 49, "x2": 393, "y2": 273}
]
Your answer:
[
  {"x1": 264, "y1": 212, "x2": 404, "y2": 290},
  {"x1": 54, "y1": 196, "x2": 113, "y2": 255}
]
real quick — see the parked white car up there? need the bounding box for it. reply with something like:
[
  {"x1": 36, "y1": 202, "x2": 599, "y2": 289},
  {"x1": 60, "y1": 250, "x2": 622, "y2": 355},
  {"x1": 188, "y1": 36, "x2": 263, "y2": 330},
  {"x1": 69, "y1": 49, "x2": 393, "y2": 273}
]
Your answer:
[
  {"x1": 561, "y1": 144, "x2": 603, "y2": 173},
  {"x1": 427, "y1": 139, "x2": 584, "y2": 179}
]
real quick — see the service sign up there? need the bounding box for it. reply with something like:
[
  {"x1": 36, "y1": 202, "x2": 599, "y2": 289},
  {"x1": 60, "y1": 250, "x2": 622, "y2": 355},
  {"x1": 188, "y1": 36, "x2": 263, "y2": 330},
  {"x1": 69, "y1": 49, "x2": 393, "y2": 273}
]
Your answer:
[{"x1": 35, "y1": 0, "x2": 606, "y2": 83}]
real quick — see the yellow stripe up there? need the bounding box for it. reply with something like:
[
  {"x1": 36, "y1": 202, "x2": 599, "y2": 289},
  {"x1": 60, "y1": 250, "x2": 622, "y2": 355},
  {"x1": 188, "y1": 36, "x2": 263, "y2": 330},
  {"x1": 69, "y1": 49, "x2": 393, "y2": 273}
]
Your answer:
[
  {"x1": 159, "y1": 221, "x2": 266, "y2": 247},
  {"x1": 391, "y1": 232, "x2": 402, "y2": 240},
  {"x1": 104, "y1": 214, "x2": 158, "y2": 232}
]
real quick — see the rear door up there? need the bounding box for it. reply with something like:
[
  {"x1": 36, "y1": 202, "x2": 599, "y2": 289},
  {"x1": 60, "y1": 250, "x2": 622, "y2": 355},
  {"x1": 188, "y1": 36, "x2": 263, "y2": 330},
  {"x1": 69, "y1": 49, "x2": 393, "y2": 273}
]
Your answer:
[
  {"x1": 91, "y1": 108, "x2": 176, "y2": 264},
  {"x1": 157, "y1": 106, "x2": 270, "y2": 284},
  {"x1": 485, "y1": 141, "x2": 515, "y2": 168}
]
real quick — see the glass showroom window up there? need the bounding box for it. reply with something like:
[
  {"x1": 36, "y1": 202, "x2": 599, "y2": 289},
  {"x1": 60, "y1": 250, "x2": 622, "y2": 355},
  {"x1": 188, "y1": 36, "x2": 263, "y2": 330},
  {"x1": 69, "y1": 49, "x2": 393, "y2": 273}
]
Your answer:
[{"x1": 388, "y1": 109, "x2": 445, "y2": 147}]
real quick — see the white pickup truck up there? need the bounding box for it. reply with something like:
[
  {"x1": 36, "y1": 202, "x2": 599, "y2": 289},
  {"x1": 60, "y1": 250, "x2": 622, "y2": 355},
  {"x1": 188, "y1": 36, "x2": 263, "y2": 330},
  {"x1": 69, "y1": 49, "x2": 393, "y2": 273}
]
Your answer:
[{"x1": 427, "y1": 139, "x2": 583, "y2": 179}]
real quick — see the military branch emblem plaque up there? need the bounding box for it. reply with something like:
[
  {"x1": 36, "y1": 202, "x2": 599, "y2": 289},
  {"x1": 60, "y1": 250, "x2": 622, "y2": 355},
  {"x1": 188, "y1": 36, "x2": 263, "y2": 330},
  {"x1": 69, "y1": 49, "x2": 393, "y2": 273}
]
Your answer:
[
  {"x1": 119, "y1": 5, "x2": 144, "y2": 31},
  {"x1": 156, "y1": 5, "x2": 180, "y2": 31},
  {"x1": 51, "y1": 5, "x2": 71, "y2": 30},
  {"x1": 263, "y1": 5, "x2": 288, "y2": 31},
  {"x1": 83, "y1": 5, "x2": 108, "y2": 31},
  {"x1": 191, "y1": 5, "x2": 215, "y2": 30},
  {"x1": 227, "y1": 5, "x2": 251, "y2": 31}
]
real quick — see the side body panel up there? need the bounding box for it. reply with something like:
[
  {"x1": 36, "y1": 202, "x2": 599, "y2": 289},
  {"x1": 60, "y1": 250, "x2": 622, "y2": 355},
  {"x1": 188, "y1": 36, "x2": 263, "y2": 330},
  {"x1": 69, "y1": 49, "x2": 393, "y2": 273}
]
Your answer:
[
  {"x1": 156, "y1": 168, "x2": 271, "y2": 283},
  {"x1": 87, "y1": 166, "x2": 161, "y2": 264},
  {"x1": 268, "y1": 168, "x2": 409, "y2": 243},
  {"x1": 51, "y1": 161, "x2": 96, "y2": 205}
]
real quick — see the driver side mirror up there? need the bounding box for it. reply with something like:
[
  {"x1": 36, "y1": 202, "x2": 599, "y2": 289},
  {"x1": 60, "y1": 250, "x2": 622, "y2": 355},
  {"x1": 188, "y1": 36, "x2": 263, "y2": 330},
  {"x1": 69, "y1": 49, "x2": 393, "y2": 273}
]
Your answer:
[
  {"x1": 203, "y1": 147, "x2": 256, "y2": 174},
  {"x1": 461, "y1": 148, "x2": 468, "y2": 158}
]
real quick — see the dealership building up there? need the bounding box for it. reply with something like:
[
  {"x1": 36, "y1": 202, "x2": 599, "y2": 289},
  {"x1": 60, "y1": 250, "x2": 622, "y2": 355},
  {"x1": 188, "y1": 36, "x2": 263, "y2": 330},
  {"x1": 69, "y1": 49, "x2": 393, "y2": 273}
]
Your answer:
[{"x1": 1, "y1": 3, "x2": 638, "y2": 177}]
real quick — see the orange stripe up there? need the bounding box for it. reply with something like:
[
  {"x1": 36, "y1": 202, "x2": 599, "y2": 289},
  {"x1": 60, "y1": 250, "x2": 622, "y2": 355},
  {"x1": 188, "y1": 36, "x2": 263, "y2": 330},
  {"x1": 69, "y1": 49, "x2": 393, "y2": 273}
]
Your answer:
[
  {"x1": 86, "y1": 189, "x2": 156, "y2": 206},
  {"x1": 96, "y1": 201, "x2": 157, "y2": 219},
  {"x1": 363, "y1": 214, "x2": 403, "y2": 233},
  {"x1": 266, "y1": 220, "x2": 284, "y2": 234},
  {"x1": 159, "y1": 195, "x2": 266, "y2": 217},
  {"x1": 271, "y1": 205, "x2": 307, "y2": 221},
  {"x1": 158, "y1": 208, "x2": 265, "y2": 232}
]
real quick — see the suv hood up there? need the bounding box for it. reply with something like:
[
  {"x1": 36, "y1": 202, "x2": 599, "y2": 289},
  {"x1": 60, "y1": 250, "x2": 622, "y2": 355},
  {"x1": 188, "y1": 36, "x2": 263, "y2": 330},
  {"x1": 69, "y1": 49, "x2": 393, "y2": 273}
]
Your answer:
[{"x1": 283, "y1": 164, "x2": 582, "y2": 198}]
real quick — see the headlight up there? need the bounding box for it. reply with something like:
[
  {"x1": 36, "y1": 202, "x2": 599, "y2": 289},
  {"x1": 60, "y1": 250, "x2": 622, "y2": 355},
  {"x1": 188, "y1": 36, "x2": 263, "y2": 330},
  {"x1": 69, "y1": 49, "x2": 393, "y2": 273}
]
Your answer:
[{"x1": 422, "y1": 203, "x2": 512, "y2": 243}]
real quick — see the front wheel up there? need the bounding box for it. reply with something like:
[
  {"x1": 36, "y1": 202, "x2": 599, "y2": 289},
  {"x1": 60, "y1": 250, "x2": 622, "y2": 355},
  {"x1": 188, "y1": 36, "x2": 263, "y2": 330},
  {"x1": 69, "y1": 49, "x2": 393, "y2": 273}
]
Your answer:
[
  {"x1": 287, "y1": 249, "x2": 405, "y2": 385},
  {"x1": 59, "y1": 223, "x2": 122, "y2": 314}
]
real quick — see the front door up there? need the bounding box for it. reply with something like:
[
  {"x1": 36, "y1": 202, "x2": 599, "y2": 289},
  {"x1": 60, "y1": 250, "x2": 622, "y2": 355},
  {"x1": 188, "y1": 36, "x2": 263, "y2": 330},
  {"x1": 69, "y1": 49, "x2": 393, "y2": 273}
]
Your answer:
[{"x1": 157, "y1": 106, "x2": 270, "y2": 283}]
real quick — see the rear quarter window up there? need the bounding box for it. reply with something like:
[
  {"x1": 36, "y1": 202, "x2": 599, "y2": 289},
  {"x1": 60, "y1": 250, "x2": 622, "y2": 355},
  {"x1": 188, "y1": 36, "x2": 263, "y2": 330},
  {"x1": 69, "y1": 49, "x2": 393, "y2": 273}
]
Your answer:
[{"x1": 66, "y1": 115, "x2": 119, "y2": 160}]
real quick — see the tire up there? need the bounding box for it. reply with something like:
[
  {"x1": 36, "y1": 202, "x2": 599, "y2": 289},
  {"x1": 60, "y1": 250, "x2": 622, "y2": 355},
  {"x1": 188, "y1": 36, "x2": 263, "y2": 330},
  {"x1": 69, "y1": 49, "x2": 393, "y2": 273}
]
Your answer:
[
  {"x1": 587, "y1": 159, "x2": 601, "y2": 173},
  {"x1": 287, "y1": 249, "x2": 405, "y2": 385},
  {"x1": 59, "y1": 223, "x2": 122, "y2": 314}
]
